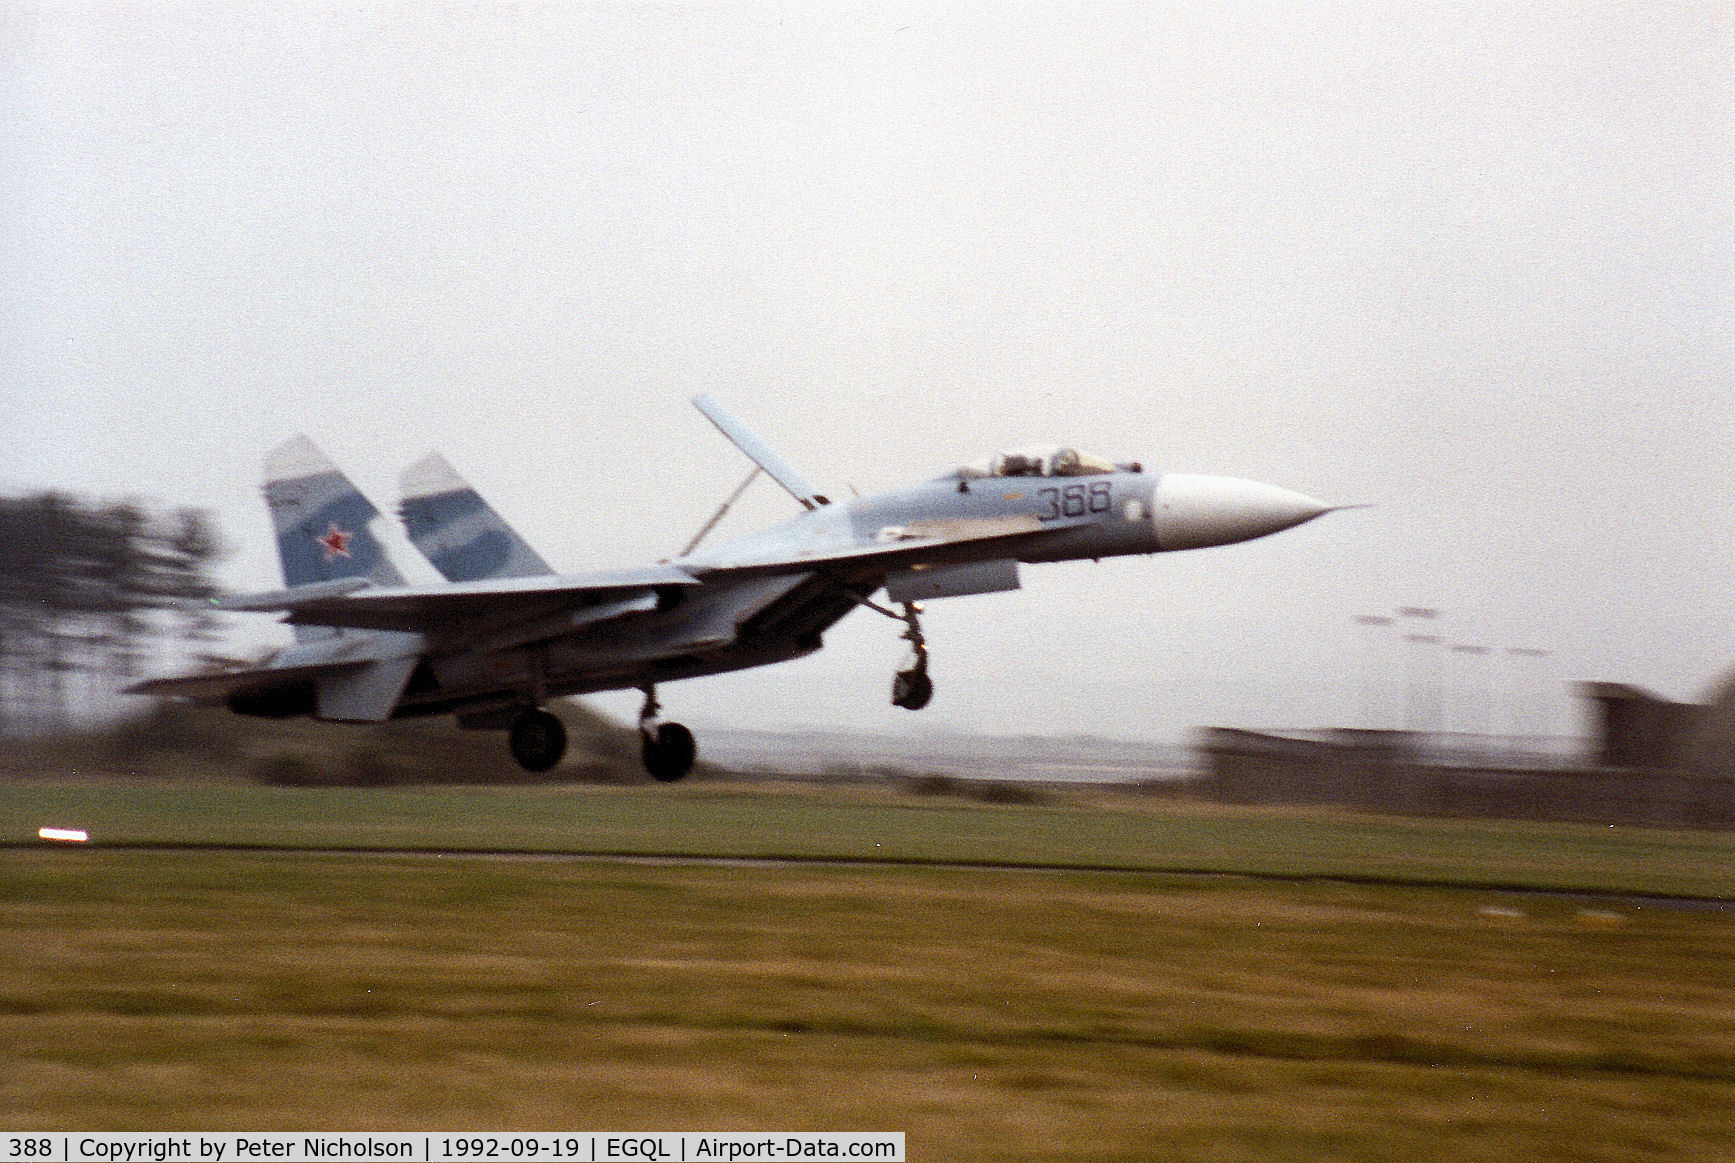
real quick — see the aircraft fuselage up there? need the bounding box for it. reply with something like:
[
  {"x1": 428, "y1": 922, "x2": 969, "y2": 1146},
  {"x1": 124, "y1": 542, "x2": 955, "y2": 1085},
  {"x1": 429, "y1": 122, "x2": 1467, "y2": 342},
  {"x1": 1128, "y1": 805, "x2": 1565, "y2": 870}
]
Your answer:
[{"x1": 131, "y1": 405, "x2": 1342, "y2": 780}]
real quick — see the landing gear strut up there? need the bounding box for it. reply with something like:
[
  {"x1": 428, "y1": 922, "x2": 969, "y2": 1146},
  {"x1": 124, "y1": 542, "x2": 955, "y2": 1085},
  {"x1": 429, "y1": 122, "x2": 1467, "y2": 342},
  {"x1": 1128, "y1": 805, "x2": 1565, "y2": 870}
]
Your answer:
[
  {"x1": 508, "y1": 707, "x2": 568, "y2": 772},
  {"x1": 890, "y1": 602, "x2": 933, "y2": 710},
  {"x1": 639, "y1": 685, "x2": 696, "y2": 782}
]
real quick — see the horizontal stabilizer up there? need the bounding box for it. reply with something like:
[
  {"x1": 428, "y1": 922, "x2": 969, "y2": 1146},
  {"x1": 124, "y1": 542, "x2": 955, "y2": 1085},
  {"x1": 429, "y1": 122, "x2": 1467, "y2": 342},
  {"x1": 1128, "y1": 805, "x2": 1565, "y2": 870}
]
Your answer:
[
  {"x1": 211, "y1": 577, "x2": 372, "y2": 612},
  {"x1": 127, "y1": 658, "x2": 369, "y2": 705}
]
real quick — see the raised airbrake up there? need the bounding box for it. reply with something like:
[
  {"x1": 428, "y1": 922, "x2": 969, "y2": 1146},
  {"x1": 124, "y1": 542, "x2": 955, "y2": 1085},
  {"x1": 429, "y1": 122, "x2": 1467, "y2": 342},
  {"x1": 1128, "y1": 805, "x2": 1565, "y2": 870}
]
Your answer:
[{"x1": 131, "y1": 398, "x2": 1344, "y2": 781}]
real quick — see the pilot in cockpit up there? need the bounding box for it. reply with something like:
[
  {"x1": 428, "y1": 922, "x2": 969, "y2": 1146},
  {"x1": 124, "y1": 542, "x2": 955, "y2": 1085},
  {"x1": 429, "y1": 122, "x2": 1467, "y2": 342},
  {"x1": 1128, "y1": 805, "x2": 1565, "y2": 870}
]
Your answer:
[
  {"x1": 994, "y1": 451, "x2": 1046, "y2": 477},
  {"x1": 943, "y1": 444, "x2": 1130, "y2": 484}
]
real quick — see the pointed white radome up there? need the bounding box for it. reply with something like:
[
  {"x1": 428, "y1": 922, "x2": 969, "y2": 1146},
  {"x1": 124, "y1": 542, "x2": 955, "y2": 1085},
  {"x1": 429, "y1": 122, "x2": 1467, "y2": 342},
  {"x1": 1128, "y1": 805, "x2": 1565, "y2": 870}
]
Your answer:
[
  {"x1": 265, "y1": 434, "x2": 341, "y2": 483},
  {"x1": 1152, "y1": 474, "x2": 1335, "y2": 551},
  {"x1": 400, "y1": 452, "x2": 469, "y2": 500}
]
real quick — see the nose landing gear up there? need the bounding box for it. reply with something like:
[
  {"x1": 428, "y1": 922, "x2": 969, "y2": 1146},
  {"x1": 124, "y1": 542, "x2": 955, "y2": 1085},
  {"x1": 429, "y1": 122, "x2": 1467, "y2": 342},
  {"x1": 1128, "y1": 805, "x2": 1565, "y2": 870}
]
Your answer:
[
  {"x1": 890, "y1": 602, "x2": 933, "y2": 711},
  {"x1": 639, "y1": 685, "x2": 696, "y2": 782}
]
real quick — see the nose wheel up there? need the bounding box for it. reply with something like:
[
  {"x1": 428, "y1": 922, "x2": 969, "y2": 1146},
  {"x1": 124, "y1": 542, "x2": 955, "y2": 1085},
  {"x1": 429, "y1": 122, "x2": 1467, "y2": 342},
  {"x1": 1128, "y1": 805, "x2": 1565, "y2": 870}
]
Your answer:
[
  {"x1": 891, "y1": 602, "x2": 933, "y2": 710},
  {"x1": 639, "y1": 686, "x2": 696, "y2": 782}
]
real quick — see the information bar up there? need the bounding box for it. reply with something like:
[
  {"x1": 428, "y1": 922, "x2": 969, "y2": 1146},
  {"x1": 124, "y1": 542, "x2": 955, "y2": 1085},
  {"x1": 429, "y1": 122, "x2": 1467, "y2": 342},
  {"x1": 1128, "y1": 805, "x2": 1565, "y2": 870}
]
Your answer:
[{"x1": 3, "y1": 1136, "x2": 903, "y2": 1163}]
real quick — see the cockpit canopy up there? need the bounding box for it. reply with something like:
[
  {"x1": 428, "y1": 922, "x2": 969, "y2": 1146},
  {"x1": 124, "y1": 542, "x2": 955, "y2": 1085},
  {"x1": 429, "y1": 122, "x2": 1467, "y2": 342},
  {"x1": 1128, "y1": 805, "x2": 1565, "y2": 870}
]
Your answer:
[{"x1": 945, "y1": 444, "x2": 1127, "y2": 481}]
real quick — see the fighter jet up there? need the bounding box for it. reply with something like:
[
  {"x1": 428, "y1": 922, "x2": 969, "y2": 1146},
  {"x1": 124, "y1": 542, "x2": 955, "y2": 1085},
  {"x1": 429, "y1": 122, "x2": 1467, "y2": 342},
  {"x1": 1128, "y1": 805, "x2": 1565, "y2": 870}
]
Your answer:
[{"x1": 131, "y1": 396, "x2": 1344, "y2": 781}]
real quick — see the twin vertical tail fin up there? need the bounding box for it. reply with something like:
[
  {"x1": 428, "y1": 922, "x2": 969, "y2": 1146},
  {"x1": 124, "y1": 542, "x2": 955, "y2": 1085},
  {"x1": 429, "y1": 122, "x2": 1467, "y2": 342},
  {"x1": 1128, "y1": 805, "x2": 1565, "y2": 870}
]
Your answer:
[
  {"x1": 264, "y1": 436, "x2": 555, "y2": 597},
  {"x1": 264, "y1": 436, "x2": 407, "y2": 589},
  {"x1": 264, "y1": 437, "x2": 407, "y2": 640},
  {"x1": 398, "y1": 453, "x2": 554, "y2": 582}
]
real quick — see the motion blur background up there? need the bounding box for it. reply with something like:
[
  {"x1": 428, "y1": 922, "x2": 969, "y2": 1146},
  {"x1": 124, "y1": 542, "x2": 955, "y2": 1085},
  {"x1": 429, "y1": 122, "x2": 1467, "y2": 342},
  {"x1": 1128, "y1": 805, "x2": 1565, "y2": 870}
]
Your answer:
[{"x1": 4, "y1": 3, "x2": 1732, "y2": 746}]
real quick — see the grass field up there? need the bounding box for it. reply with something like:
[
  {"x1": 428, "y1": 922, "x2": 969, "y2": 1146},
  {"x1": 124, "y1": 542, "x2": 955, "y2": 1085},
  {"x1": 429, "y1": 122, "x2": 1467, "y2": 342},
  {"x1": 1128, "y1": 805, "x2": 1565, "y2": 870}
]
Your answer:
[
  {"x1": 3, "y1": 781, "x2": 1733, "y2": 1159},
  {"x1": 5, "y1": 780, "x2": 1735, "y2": 897}
]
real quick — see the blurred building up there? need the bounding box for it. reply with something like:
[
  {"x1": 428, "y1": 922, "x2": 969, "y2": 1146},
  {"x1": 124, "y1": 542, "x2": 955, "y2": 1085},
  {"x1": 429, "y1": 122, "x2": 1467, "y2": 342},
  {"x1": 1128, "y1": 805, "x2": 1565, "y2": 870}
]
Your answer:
[
  {"x1": 1197, "y1": 678, "x2": 1735, "y2": 830},
  {"x1": 1580, "y1": 682, "x2": 1699, "y2": 770}
]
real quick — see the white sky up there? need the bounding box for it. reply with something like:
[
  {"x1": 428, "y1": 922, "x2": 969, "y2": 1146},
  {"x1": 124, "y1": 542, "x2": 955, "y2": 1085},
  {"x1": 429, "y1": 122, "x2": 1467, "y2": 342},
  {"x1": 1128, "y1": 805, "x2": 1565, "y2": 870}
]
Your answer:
[{"x1": 3, "y1": 2, "x2": 1731, "y2": 742}]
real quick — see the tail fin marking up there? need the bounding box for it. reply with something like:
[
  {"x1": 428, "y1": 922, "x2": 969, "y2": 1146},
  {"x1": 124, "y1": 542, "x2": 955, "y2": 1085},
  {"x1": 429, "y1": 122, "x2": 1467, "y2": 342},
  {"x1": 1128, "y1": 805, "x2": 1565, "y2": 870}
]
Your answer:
[
  {"x1": 398, "y1": 452, "x2": 555, "y2": 582},
  {"x1": 264, "y1": 436, "x2": 407, "y2": 642}
]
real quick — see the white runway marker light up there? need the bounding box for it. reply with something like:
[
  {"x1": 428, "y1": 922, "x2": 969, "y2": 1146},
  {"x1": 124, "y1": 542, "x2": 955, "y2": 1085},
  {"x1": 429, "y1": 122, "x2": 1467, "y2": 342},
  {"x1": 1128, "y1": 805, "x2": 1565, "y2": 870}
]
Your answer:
[{"x1": 38, "y1": 827, "x2": 89, "y2": 843}]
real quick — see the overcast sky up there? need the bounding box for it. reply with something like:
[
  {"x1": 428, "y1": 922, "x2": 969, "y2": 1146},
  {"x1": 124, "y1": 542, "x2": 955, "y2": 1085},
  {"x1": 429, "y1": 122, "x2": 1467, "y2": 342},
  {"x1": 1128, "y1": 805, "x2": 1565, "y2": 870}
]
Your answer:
[{"x1": 4, "y1": 3, "x2": 1731, "y2": 742}]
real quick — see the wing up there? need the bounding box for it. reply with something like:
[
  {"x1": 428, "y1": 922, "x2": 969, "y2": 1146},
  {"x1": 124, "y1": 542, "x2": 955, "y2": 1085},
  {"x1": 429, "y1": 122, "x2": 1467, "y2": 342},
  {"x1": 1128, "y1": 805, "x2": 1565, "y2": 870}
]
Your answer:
[{"x1": 683, "y1": 512, "x2": 1089, "y2": 580}]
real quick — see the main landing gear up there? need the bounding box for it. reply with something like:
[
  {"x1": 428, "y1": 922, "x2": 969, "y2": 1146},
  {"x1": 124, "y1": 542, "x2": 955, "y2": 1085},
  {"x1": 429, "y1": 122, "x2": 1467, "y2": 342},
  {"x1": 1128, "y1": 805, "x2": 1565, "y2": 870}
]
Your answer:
[
  {"x1": 639, "y1": 685, "x2": 696, "y2": 783},
  {"x1": 890, "y1": 601, "x2": 933, "y2": 711},
  {"x1": 501, "y1": 689, "x2": 694, "y2": 782},
  {"x1": 508, "y1": 707, "x2": 568, "y2": 773}
]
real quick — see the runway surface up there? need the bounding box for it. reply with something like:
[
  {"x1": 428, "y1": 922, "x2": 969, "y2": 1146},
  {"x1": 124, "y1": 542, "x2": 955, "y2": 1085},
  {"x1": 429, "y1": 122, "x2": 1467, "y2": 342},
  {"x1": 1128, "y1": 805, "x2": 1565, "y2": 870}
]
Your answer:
[{"x1": 9, "y1": 839, "x2": 1730, "y2": 911}]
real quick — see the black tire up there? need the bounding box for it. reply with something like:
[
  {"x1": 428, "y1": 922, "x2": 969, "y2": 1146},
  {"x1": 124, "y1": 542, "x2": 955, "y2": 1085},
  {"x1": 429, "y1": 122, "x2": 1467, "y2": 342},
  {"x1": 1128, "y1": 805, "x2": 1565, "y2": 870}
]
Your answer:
[
  {"x1": 891, "y1": 669, "x2": 933, "y2": 711},
  {"x1": 643, "y1": 721, "x2": 696, "y2": 782},
  {"x1": 508, "y1": 708, "x2": 568, "y2": 773}
]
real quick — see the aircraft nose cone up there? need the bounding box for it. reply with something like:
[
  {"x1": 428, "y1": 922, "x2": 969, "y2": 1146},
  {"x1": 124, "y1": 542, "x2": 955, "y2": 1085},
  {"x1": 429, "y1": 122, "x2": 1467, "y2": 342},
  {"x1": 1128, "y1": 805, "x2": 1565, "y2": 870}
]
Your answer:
[{"x1": 1152, "y1": 473, "x2": 1334, "y2": 551}]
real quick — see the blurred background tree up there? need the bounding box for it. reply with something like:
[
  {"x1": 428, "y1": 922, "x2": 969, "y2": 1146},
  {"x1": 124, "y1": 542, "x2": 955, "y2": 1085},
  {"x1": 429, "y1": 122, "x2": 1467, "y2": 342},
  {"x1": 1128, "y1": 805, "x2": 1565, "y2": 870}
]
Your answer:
[
  {"x1": 0, "y1": 491, "x2": 222, "y2": 735},
  {"x1": 0, "y1": 491, "x2": 655, "y2": 782}
]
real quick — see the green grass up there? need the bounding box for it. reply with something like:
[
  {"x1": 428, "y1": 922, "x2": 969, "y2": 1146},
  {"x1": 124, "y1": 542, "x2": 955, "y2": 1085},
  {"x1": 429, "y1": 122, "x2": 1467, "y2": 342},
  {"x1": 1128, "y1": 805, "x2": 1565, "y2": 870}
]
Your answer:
[
  {"x1": 3, "y1": 780, "x2": 1734, "y2": 897},
  {"x1": 2, "y1": 851, "x2": 1732, "y2": 1161}
]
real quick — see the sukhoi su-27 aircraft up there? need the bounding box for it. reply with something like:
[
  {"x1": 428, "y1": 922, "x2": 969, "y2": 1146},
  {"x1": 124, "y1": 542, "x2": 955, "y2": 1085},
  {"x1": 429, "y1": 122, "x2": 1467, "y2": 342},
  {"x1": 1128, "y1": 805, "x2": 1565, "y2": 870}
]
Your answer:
[{"x1": 132, "y1": 397, "x2": 1347, "y2": 781}]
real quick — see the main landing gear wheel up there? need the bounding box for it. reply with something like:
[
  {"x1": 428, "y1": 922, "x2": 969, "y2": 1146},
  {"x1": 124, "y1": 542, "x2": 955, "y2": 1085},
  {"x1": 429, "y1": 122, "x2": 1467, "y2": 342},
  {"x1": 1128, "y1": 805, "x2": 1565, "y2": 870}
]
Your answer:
[
  {"x1": 508, "y1": 707, "x2": 567, "y2": 773},
  {"x1": 643, "y1": 722, "x2": 697, "y2": 783},
  {"x1": 638, "y1": 685, "x2": 696, "y2": 782},
  {"x1": 890, "y1": 601, "x2": 933, "y2": 710}
]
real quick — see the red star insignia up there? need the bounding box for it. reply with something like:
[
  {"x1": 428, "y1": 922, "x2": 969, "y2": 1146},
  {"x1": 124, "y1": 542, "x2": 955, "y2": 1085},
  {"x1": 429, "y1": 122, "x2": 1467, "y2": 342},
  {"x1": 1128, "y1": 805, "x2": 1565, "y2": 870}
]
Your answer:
[{"x1": 318, "y1": 523, "x2": 353, "y2": 560}]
